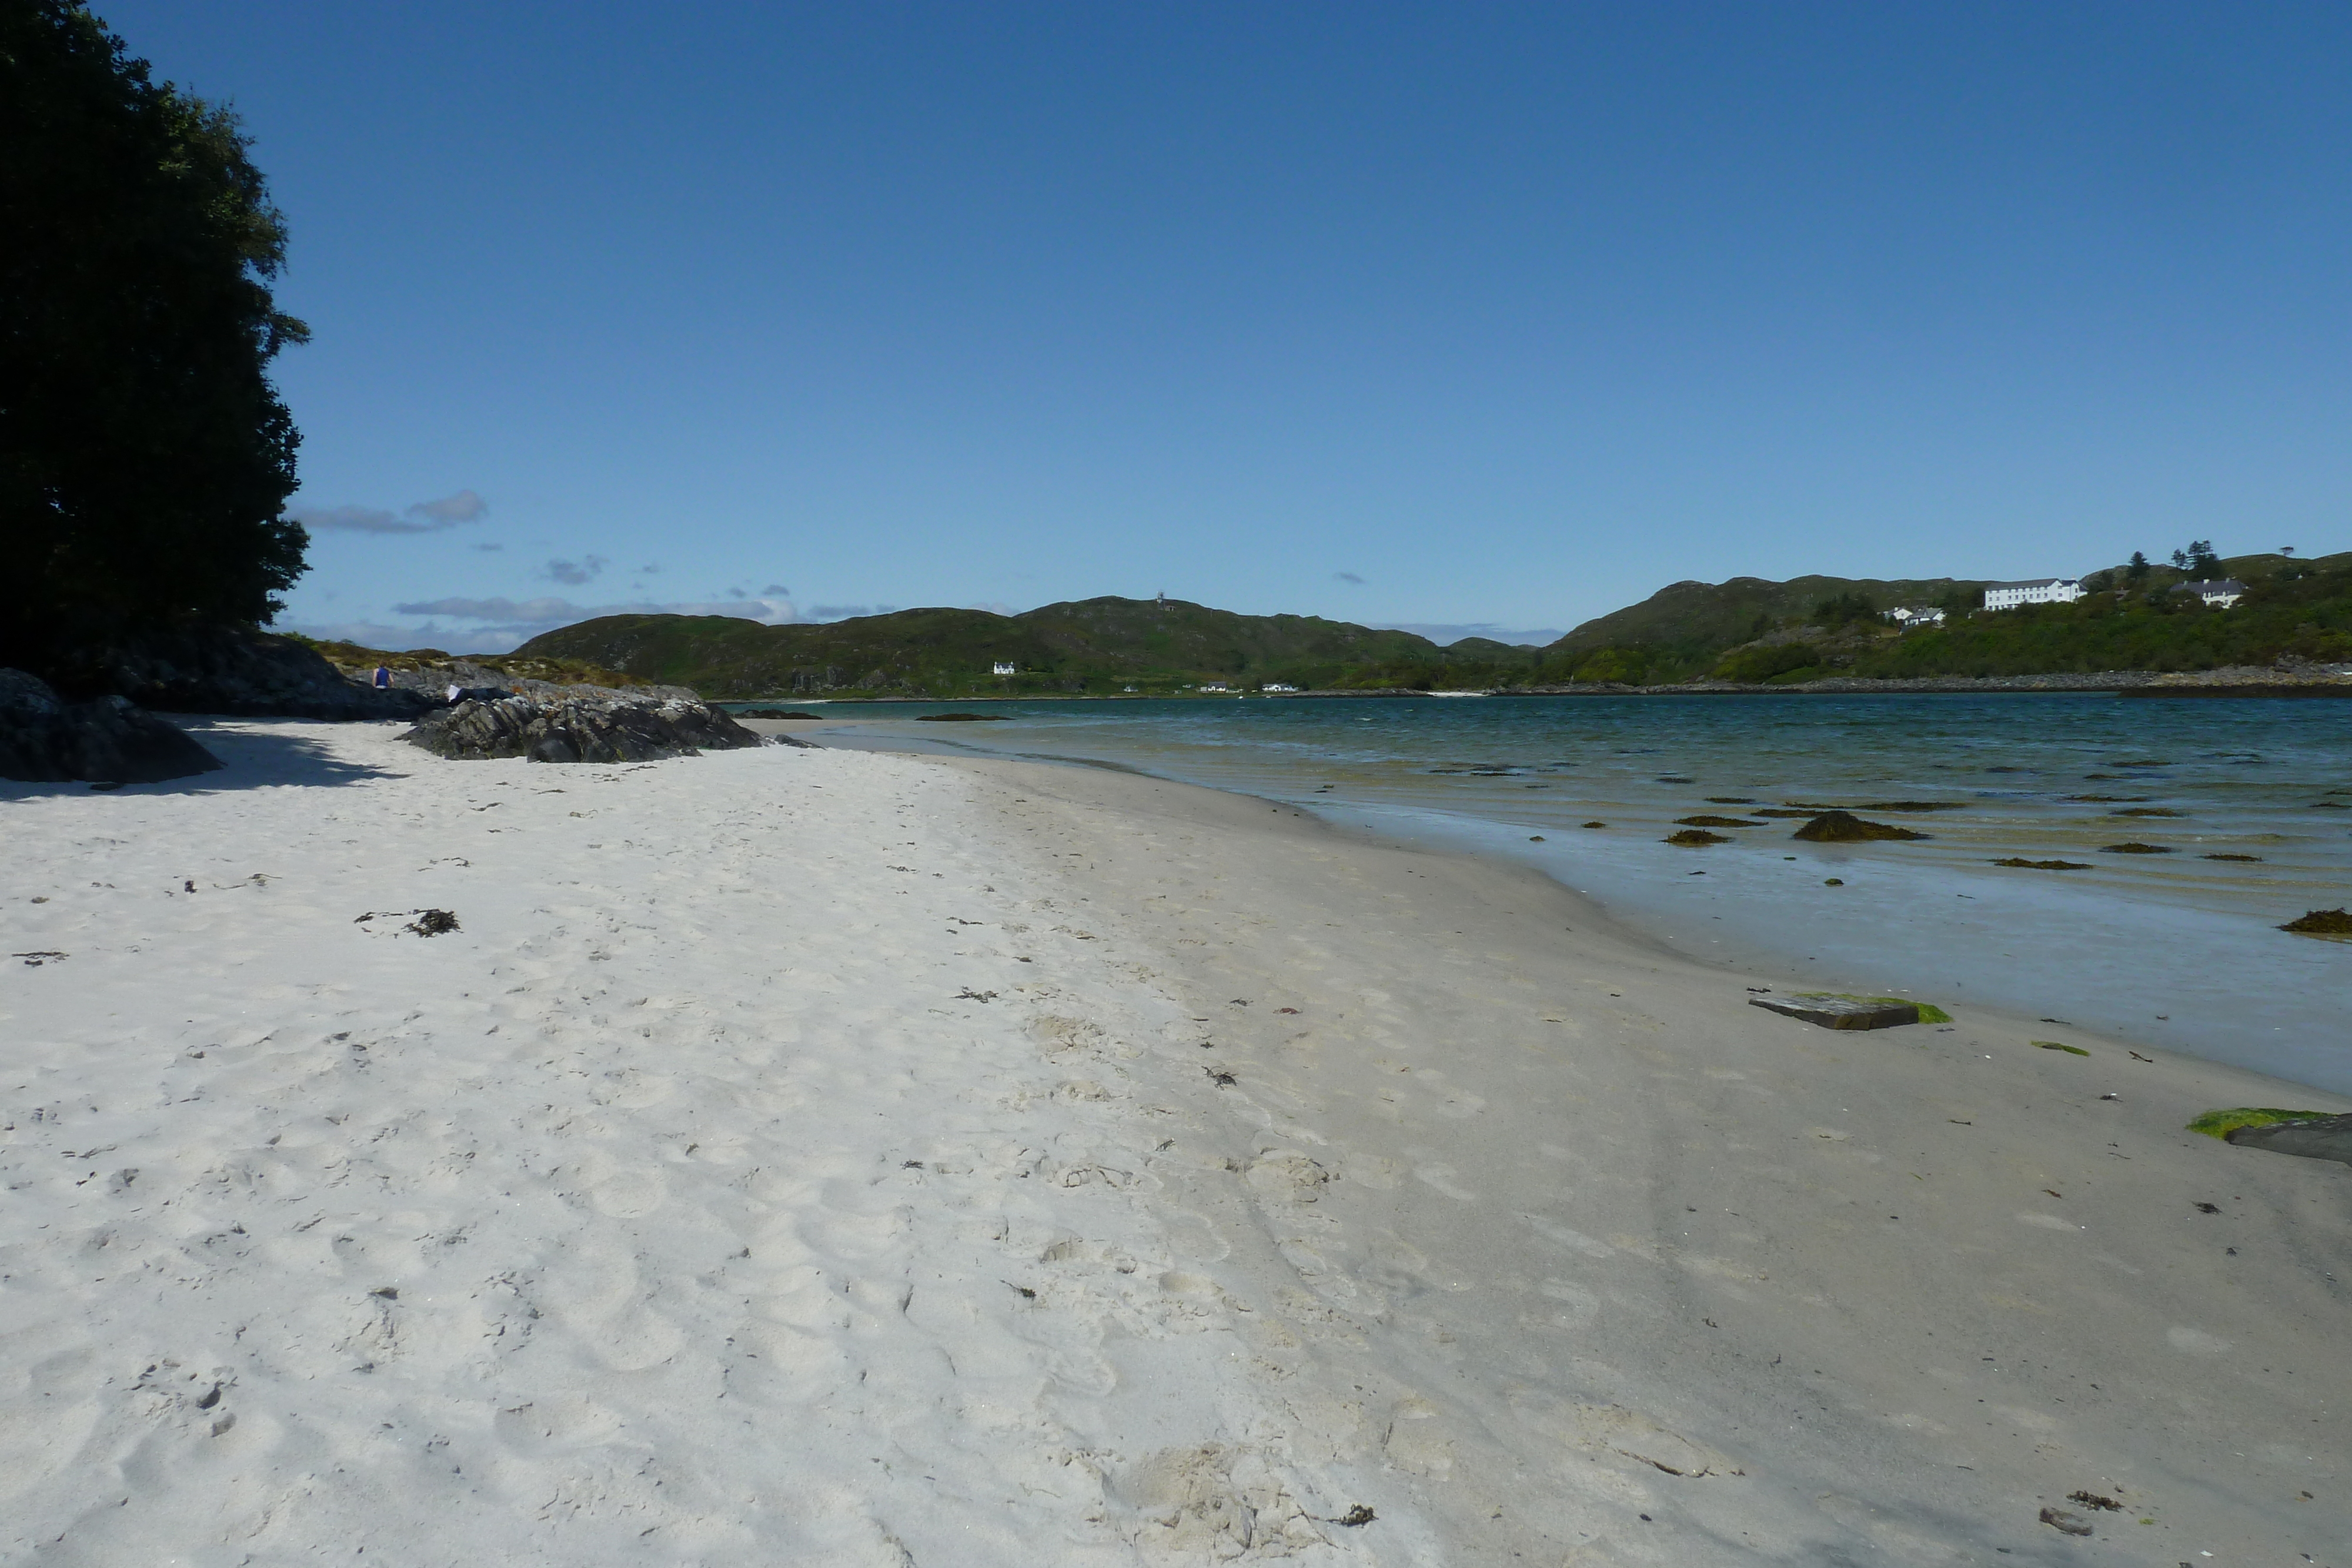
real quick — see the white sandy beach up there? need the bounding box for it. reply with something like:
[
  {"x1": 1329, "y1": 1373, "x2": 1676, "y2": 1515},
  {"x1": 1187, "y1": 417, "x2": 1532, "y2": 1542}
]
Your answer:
[{"x1": 4, "y1": 718, "x2": 2348, "y2": 1565}]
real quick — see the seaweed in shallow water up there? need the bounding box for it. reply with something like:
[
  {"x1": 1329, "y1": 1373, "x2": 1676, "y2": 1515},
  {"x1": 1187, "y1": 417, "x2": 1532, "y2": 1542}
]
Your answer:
[
  {"x1": 2099, "y1": 842, "x2": 2172, "y2": 854},
  {"x1": 2280, "y1": 908, "x2": 2352, "y2": 936},
  {"x1": 1992, "y1": 857, "x2": 2093, "y2": 870},
  {"x1": 1665, "y1": 829, "x2": 1730, "y2": 847},
  {"x1": 1792, "y1": 811, "x2": 1927, "y2": 842}
]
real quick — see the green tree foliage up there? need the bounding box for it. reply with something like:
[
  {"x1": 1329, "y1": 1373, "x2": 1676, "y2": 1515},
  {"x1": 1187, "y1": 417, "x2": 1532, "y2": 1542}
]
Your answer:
[
  {"x1": 1806, "y1": 591, "x2": 1878, "y2": 626},
  {"x1": 2170, "y1": 540, "x2": 2221, "y2": 577},
  {"x1": 1712, "y1": 642, "x2": 1823, "y2": 683},
  {"x1": 2126, "y1": 550, "x2": 2151, "y2": 584},
  {"x1": 1, "y1": 2, "x2": 309, "y2": 674}
]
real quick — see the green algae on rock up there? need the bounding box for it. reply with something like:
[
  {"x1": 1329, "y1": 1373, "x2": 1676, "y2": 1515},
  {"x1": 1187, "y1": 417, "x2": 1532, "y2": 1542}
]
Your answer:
[
  {"x1": 2278, "y1": 907, "x2": 2352, "y2": 937},
  {"x1": 1665, "y1": 828, "x2": 1730, "y2": 846},
  {"x1": 2187, "y1": 1106, "x2": 2340, "y2": 1139}
]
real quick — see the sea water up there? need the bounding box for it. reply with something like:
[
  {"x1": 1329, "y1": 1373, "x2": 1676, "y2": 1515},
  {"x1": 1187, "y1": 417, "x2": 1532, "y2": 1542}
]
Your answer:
[{"x1": 770, "y1": 694, "x2": 2352, "y2": 1093}]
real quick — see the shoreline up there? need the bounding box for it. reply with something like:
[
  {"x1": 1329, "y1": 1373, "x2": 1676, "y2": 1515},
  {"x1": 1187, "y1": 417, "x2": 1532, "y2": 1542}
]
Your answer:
[
  {"x1": 719, "y1": 666, "x2": 2352, "y2": 704},
  {"x1": 4, "y1": 720, "x2": 2346, "y2": 1562}
]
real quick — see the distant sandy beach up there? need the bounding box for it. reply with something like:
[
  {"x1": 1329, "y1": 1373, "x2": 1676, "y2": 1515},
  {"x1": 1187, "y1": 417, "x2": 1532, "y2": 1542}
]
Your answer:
[{"x1": 3, "y1": 718, "x2": 2346, "y2": 1564}]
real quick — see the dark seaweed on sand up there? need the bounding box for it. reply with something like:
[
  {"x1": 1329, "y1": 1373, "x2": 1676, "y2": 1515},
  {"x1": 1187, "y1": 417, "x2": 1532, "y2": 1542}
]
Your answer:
[
  {"x1": 1991, "y1": 858, "x2": 2093, "y2": 870},
  {"x1": 1664, "y1": 828, "x2": 1730, "y2": 846},
  {"x1": 1791, "y1": 811, "x2": 1927, "y2": 842},
  {"x1": 2099, "y1": 842, "x2": 2173, "y2": 854}
]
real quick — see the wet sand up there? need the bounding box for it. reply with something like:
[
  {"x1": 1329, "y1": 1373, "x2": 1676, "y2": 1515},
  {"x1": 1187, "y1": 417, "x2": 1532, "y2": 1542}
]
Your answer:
[
  {"x1": 942, "y1": 750, "x2": 2352, "y2": 1563},
  {"x1": 2, "y1": 718, "x2": 2344, "y2": 1564}
]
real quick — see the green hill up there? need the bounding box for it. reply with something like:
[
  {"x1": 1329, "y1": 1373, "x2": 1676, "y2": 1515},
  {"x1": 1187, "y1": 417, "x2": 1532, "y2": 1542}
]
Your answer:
[
  {"x1": 1531, "y1": 553, "x2": 2352, "y2": 686},
  {"x1": 516, "y1": 596, "x2": 1512, "y2": 698},
  {"x1": 1539, "y1": 574, "x2": 1990, "y2": 683}
]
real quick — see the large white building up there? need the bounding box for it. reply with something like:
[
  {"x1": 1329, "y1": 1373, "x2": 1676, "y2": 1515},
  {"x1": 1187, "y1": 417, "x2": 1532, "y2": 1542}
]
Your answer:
[{"x1": 1983, "y1": 577, "x2": 2085, "y2": 611}]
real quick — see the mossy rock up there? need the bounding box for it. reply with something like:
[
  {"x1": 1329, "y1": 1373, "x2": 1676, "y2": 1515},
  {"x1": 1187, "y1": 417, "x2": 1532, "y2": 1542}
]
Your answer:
[
  {"x1": 1581, "y1": 820, "x2": 1608, "y2": 829},
  {"x1": 1799, "y1": 992, "x2": 1953, "y2": 1025},
  {"x1": 1992, "y1": 857, "x2": 2093, "y2": 870},
  {"x1": 2203, "y1": 852, "x2": 2263, "y2": 862},
  {"x1": 1674, "y1": 814, "x2": 1762, "y2": 828},
  {"x1": 1665, "y1": 828, "x2": 1730, "y2": 847},
  {"x1": 2187, "y1": 1107, "x2": 2339, "y2": 1139},
  {"x1": 1792, "y1": 811, "x2": 1927, "y2": 843},
  {"x1": 2099, "y1": 842, "x2": 2173, "y2": 854},
  {"x1": 2280, "y1": 907, "x2": 2352, "y2": 936}
]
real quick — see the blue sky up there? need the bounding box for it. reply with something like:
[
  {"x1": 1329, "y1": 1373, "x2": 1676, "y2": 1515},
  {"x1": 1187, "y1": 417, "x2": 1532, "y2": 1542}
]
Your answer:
[{"x1": 105, "y1": 1, "x2": 2352, "y2": 651}]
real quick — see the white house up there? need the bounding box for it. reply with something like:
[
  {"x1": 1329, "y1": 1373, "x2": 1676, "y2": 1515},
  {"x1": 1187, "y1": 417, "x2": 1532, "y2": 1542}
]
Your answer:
[
  {"x1": 1983, "y1": 578, "x2": 2084, "y2": 611},
  {"x1": 2172, "y1": 578, "x2": 2248, "y2": 609},
  {"x1": 991, "y1": 661, "x2": 1017, "y2": 676},
  {"x1": 1200, "y1": 683, "x2": 1230, "y2": 693},
  {"x1": 1261, "y1": 682, "x2": 1299, "y2": 693},
  {"x1": 1886, "y1": 604, "x2": 1946, "y2": 628}
]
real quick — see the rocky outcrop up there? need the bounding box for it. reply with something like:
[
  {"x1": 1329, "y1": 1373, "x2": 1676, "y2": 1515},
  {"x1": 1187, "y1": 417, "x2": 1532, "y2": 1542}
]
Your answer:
[
  {"x1": 0, "y1": 670, "x2": 223, "y2": 784},
  {"x1": 400, "y1": 692, "x2": 777, "y2": 764},
  {"x1": 51, "y1": 624, "x2": 435, "y2": 719},
  {"x1": 2225, "y1": 1114, "x2": 2352, "y2": 1167}
]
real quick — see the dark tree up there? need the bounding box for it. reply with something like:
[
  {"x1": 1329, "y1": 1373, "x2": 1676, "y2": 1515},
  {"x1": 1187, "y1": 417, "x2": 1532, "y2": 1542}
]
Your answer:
[
  {"x1": 2126, "y1": 550, "x2": 2150, "y2": 583},
  {"x1": 1, "y1": 2, "x2": 309, "y2": 674}
]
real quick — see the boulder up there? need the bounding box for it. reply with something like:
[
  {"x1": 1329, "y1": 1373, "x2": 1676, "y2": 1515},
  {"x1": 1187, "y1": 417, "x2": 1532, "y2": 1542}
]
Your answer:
[
  {"x1": 49, "y1": 624, "x2": 435, "y2": 720},
  {"x1": 2224, "y1": 1114, "x2": 2352, "y2": 1167},
  {"x1": 401, "y1": 693, "x2": 780, "y2": 763},
  {"x1": 1749, "y1": 995, "x2": 1922, "y2": 1030},
  {"x1": 0, "y1": 669, "x2": 223, "y2": 784}
]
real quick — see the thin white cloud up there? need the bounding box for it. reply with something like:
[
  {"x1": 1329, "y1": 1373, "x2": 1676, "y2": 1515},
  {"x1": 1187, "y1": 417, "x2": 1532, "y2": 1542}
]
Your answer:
[
  {"x1": 290, "y1": 490, "x2": 491, "y2": 534},
  {"x1": 406, "y1": 489, "x2": 488, "y2": 524}
]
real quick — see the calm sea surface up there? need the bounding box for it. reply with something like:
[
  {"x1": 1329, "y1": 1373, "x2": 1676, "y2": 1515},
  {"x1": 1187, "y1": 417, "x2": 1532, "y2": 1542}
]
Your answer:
[{"x1": 760, "y1": 694, "x2": 2352, "y2": 1094}]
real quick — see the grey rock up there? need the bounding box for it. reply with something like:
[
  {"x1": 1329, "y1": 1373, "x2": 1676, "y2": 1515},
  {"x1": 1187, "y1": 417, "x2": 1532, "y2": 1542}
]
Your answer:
[
  {"x1": 2224, "y1": 1114, "x2": 2352, "y2": 1167},
  {"x1": 401, "y1": 693, "x2": 779, "y2": 763},
  {"x1": 0, "y1": 670, "x2": 223, "y2": 784},
  {"x1": 1748, "y1": 995, "x2": 1921, "y2": 1031},
  {"x1": 53, "y1": 625, "x2": 435, "y2": 720}
]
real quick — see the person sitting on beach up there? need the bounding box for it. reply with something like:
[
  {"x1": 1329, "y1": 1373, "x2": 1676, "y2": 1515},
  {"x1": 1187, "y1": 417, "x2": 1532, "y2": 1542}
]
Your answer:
[{"x1": 372, "y1": 664, "x2": 391, "y2": 690}]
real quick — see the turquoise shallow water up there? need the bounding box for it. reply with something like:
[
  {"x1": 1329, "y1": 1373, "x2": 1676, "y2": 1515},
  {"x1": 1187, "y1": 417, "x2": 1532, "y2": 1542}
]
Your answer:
[{"x1": 759, "y1": 694, "x2": 2352, "y2": 1093}]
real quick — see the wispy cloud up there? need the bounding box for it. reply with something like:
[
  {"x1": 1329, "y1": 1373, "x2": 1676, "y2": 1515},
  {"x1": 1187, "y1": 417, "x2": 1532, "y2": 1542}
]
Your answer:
[
  {"x1": 407, "y1": 489, "x2": 488, "y2": 524},
  {"x1": 761, "y1": 583, "x2": 791, "y2": 596},
  {"x1": 542, "y1": 555, "x2": 607, "y2": 586},
  {"x1": 290, "y1": 489, "x2": 492, "y2": 534},
  {"x1": 1334, "y1": 571, "x2": 1365, "y2": 585}
]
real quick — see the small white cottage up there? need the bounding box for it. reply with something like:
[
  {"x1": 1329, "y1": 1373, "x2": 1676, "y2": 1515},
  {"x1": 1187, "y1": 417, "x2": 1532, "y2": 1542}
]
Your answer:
[
  {"x1": 991, "y1": 661, "x2": 1017, "y2": 676},
  {"x1": 1886, "y1": 604, "x2": 1946, "y2": 628},
  {"x1": 2171, "y1": 579, "x2": 2247, "y2": 608}
]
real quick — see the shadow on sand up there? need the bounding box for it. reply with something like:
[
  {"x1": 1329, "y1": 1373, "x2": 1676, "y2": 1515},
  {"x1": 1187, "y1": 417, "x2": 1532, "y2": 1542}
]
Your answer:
[{"x1": 0, "y1": 719, "x2": 411, "y2": 800}]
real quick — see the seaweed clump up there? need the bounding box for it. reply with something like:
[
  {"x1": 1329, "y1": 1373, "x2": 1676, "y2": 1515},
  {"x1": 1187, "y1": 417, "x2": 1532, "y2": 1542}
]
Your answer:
[
  {"x1": 2279, "y1": 907, "x2": 2352, "y2": 937},
  {"x1": 1992, "y1": 857, "x2": 2093, "y2": 870},
  {"x1": 2204, "y1": 852, "x2": 2263, "y2": 862},
  {"x1": 2108, "y1": 807, "x2": 2183, "y2": 818},
  {"x1": 2187, "y1": 1107, "x2": 2340, "y2": 1139},
  {"x1": 1665, "y1": 828, "x2": 1730, "y2": 847},
  {"x1": 2099, "y1": 842, "x2": 2173, "y2": 854},
  {"x1": 1792, "y1": 811, "x2": 1927, "y2": 843},
  {"x1": 1675, "y1": 814, "x2": 1761, "y2": 828}
]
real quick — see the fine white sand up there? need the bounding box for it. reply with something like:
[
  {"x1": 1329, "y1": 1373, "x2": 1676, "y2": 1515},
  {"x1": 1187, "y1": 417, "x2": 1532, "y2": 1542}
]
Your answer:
[{"x1": 4, "y1": 718, "x2": 2348, "y2": 1565}]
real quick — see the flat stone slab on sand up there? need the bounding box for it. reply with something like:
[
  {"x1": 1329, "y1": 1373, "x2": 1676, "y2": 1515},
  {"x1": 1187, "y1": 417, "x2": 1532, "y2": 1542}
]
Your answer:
[
  {"x1": 2226, "y1": 1113, "x2": 2352, "y2": 1166},
  {"x1": 1748, "y1": 994, "x2": 1922, "y2": 1030}
]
